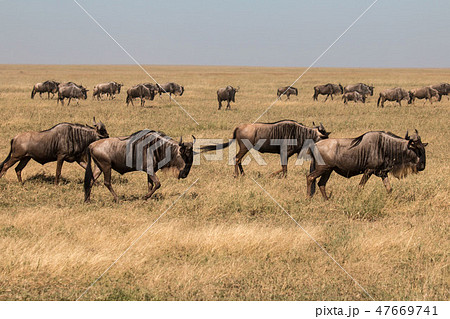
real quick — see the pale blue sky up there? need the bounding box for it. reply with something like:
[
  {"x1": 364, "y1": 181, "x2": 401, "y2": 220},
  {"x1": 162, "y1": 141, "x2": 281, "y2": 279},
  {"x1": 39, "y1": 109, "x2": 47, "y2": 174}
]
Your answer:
[{"x1": 0, "y1": 0, "x2": 448, "y2": 67}]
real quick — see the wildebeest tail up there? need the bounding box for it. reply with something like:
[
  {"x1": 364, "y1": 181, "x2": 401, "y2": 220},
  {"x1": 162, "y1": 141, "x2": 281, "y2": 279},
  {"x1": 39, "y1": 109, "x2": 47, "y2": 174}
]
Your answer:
[
  {"x1": 309, "y1": 156, "x2": 316, "y2": 196},
  {"x1": 0, "y1": 139, "x2": 13, "y2": 173},
  {"x1": 377, "y1": 95, "x2": 381, "y2": 107},
  {"x1": 313, "y1": 87, "x2": 318, "y2": 100},
  {"x1": 84, "y1": 149, "x2": 94, "y2": 201},
  {"x1": 200, "y1": 128, "x2": 237, "y2": 152},
  {"x1": 31, "y1": 87, "x2": 36, "y2": 99}
]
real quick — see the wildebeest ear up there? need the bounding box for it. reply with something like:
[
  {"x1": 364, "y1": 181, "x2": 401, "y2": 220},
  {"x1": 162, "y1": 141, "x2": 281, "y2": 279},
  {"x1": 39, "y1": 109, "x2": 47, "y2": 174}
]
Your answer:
[
  {"x1": 312, "y1": 121, "x2": 316, "y2": 126},
  {"x1": 93, "y1": 117, "x2": 97, "y2": 125},
  {"x1": 179, "y1": 136, "x2": 183, "y2": 145},
  {"x1": 423, "y1": 143, "x2": 428, "y2": 147}
]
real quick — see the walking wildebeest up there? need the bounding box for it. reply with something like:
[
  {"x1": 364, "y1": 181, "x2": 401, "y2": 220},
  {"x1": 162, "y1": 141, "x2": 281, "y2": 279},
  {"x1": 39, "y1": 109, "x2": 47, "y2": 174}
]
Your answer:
[
  {"x1": 277, "y1": 86, "x2": 298, "y2": 100},
  {"x1": 84, "y1": 130, "x2": 195, "y2": 202},
  {"x1": 307, "y1": 130, "x2": 427, "y2": 199},
  {"x1": 342, "y1": 91, "x2": 365, "y2": 104},
  {"x1": 57, "y1": 82, "x2": 88, "y2": 106},
  {"x1": 31, "y1": 80, "x2": 60, "y2": 99},
  {"x1": 217, "y1": 86, "x2": 239, "y2": 110},
  {"x1": 313, "y1": 83, "x2": 343, "y2": 101},
  {"x1": 156, "y1": 82, "x2": 184, "y2": 100},
  {"x1": 201, "y1": 120, "x2": 330, "y2": 177},
  {"x1": 344, "y1": 83, "x2": 374, "y2": 97},
  {"x1": 93, "y1": 82, "x2": 123, "y2": 100},
  {"x1": 430, "y1": 83, "x2": 450, "y2": 101},
  {"x1": 0, "y1": 118, "x2": 109, "y2": 185},
  {"x1": 126, "y1": 84, "x2": 155, "y2": 106},
  {"x1": 408, "y1": 87, "x2": 439, "y2": 105},
  {"x1": 377, "y1": 87, "x2": 411, "y2": 107}
]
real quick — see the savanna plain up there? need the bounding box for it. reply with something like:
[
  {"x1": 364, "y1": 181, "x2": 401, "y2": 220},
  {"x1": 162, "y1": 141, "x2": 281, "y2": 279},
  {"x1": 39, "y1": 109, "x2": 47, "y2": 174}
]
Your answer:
[{"x1": 0, "y1": 65, "x2": 448, "y2": 300}]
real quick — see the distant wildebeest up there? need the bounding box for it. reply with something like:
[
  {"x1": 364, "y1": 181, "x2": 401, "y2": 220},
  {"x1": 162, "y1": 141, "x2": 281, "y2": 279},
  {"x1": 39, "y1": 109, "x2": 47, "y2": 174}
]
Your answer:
[
  {"x1": 342, "y1": 91, "x2": 365, "y2": 104},
  {"x1": 277, "y1": 86, "x2": 298, "y2": 100},
  {"x1": 201, "y1": 120, "x2": 330, "y2": 177},
  {"x1": 307, "y1": 130, "x2": 427, "y2": 200},
  {"x1": 57, "y1": 82, "x2": 88, "y2": 106},
  {"x1": 31, "y1": 80, "x2": 60, "y2": 99},
  {"x1": 408, "y1": 87, "x2": 439, "y2": 105},
  {"x1": 313, "y1": 83, "x2": 343, "y2": 101},
  {"x1": 126, "y1": 84, "x2": 155, "y2": 106},
  {"x1": 0, "y1": 119, "x2": 109, "y2": 185},
  {"x1": 430, "y1": 83, "x2": 450, "y2": 101},
  {"x1": 93, "y1": 82, "x2": 123, "y2": 100},
  {"x1": 344, "y1": 83, "x2": 374, "y2": 97},
  {"x1": 217, "y1": 86, "x2": 239, "y2": 110},
  {"x1": 84, "y1": 131, "x2": 195, "y2": 202},
  {"x1": 156, "y1": 82, "x2": 184, "y2": 100},
  {"x1": 377, "y1": 87, "x2": 410, "y2": 107}
]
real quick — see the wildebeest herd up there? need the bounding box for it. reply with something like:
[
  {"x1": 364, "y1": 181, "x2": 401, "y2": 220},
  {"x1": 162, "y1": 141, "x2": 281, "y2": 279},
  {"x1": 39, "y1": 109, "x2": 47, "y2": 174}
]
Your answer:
[{"x1": 0, "y1": 77, "x2": 444, "y2": 202}]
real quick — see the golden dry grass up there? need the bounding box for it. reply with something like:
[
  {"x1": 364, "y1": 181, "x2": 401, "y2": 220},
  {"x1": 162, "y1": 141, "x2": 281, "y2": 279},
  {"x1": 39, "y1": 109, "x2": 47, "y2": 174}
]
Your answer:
[{"x1": 0, "y1": 65, "x2": 448, "y2": 300}]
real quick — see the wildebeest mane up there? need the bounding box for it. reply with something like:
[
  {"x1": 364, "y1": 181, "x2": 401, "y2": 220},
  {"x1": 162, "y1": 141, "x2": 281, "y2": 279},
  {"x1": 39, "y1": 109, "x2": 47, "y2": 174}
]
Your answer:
[{"x1": 259, "y1": 120, "x2": 320, "y2": 142}]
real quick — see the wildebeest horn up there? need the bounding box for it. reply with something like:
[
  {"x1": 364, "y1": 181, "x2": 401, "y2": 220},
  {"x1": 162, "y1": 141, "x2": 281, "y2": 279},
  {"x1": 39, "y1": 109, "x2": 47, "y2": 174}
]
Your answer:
[
  {"x1": 93, "y1": 117, "x2": 96, "y2": 125},
  {"x1": 319, "y1": 122, "x2": 325, "y2": 130},
  {"x1": 312, "y1": 121, "x2": 316, "y2": 126},
  {"x1": 179, "y1": 136, "x2": 183, "y2": 145},
  {"x1": 415, "y1": 129, "x2": 419, "y2": 135},
  {"x1": 192, "y1": 135, "x2": 196, "y2": 143},
  {"x1": 405, "y1": 131, "x2": 409, "y2": 139}
]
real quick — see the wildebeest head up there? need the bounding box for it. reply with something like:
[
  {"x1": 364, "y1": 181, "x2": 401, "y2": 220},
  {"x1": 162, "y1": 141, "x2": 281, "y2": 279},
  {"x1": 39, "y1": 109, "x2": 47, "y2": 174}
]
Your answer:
[
  {"x1": 92, "y1": 117, "x2": 109, "y2": 138},
  {"x1": 312, "y1": 122, "x2": 331, "y2": 140},
  {"x1": 368, "y1": 85, "x2": 374, "y2": 96},
  {"x1": 408, "y1": 91, "x2": 414, "y2": 104},
  {"x1": 405, "y1": 129, "x2": 427, "y2": 172},
  {"x1": 177, "y1": 136, "x2": 195, "y2": 179},
  {"x1": 116, "y1": 83, "x2": 123, "y2": 94},
  {"x1": 339, "y1": 84, "x2": 344, "y2": 94}
]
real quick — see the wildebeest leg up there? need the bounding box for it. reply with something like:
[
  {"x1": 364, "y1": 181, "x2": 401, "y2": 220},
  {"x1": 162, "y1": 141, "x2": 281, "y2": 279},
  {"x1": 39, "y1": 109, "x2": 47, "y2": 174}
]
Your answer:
[
  {"x1": 218, "y1": 100, "x2": 222, "y2": 110},
  {"x1": 398, "y1": 100, "x2": 401, "y2": 107},
  {"x1": 317, "y1": 170, "x2": 332, "y2": 200},
  {"x1": 306, "y1": 166, "x2": 329, "y2": 197},
  {"x1": 324, "y1": 94, "x2": 329, "y2": 102},
  {"x1": 77, "y1": 160, "x2": 102, "y2": 180},
  {"x1": 55, "y1": 157, "x2": 64, "y2": 185},
  {"x1": 234, "y1": 145, "x2": 248, "y2": 177},
  {"x1": 15, "y1": 157, "x2": 31, "y2": 184},
  {"x1": 0, "y1": 157, "x2": 20, "y2": 179},
  {"x1": 226, "y1": 100, "x2": 231, "y2": 110},
  {"x1": 47, "y1": 92, "x2": 50, "y2": 99},
  {"x1": 381, "y1": 175, "x2": 392, "y2": 193},
  {"x1": 359, "y1": 170, "x2": 373, "y2": 188},
  {"x1": 144, "y1": 174, "x2": 161, "y2": 200},
  {"x1": 67, "y1": 98, "x2": 71, "y2": 106},
  {"x1": 103, "y1": 166, "x2": 119, "y2": 202}
]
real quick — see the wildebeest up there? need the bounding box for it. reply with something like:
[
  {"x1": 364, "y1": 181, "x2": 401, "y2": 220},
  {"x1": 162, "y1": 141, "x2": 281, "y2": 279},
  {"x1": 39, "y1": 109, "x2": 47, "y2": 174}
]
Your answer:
[
  {"x1": 377, "y1": 87, "x2": 410, "y2": 107},
  {"x1": 156, "y1": 82, "x2": 184, "y2": 100},
  {"x1": 57, "y1": 82, "x2": 88, "y2": 106},
  {"x1": 217, "y1": 86, "x2": 239, "y2": 110},
  {"x1": 84, "y1": 131, "x2": 195, "y2": 202},
  {"x1": 201, "y1": 120, "x2": 330, "y2": 177},
  {"x1": 93, "y1": 82, "x2": 123, "y2": 100},
  {"x1": 126, "y1": 84, "x2": 155, "y2": 106},
  {"x1": 313, "y1": 83, "x2": 343, "y2": 101},
  {"x1": 0, "y1": 118, "x2": 109, "y2": 185},
  {"x1": 408, "y1": 87, "x2": 439, "y2": 105},
  {"x1": 342, "y1": 91, "x2": 365, "y2": 104},
  {"x1": 277, "y1": 86, "x2": 298, "y2": 100},
  {"x1": 344, "y1": 83, "x2": 374, "y2": 97},
  {"x1": 31, "y1": 80, "x2": 60, "y2": 99},
  {"x1": 430, "y1": 83, "x2": 450, "y2": 101},
  {"x1": 307, "y1": 130, "x2": 427, "y2": 199}
]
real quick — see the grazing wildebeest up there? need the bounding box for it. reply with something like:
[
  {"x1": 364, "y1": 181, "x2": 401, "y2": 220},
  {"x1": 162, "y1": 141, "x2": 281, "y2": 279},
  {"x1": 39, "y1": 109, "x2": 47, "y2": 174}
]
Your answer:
[
  {"x1": 277, "y1": 86, "x2": 298, "y2": 100},
  {"x1": 0, "y1": 118, "x2": 109, "y2": 185},
  {"x1": 57, "y1": 82, "x2": 88, "y2": 106},
  {"x1": 201, "y1": 120, "x2": 330, "y2": 177},
  {"x1": 217, "y1": 86, "x2": 239, "y2": 110},
  {"x1": 31, "y1": 80, "x2": 60, "y2": 99},
  {"x1": 408, "y1": 87, "x2": 439, "y2": 105},
  {"x1": 84, "y1": 131, "x2": 195, "y2": 202},
  {"x1": 344, "y1": 83, "x2": 374, "y2": 97},
  {"x1": 93, "y1": 82, "x2": 123, "y2": 100},
  {"x1": 156, "y1": 82, "x2": 184, "y2": 100},
  {"x1": 313, "y1": 83, "x2": 343, "y2": 101},
  {"x1": 430, "y1": 83, "x2": 450, "y2": 101},
  {"x1": 342, "y1": 91, "x2": 365, "y2": 104},
  {"x1": 377, "y1": 87, "x2": 410, "y2": 107},
  {"x1": 126, "y1": 84, "x2": 155, "y2": 106},
  {"x1": 307, "y1": 130, "x2": 427, "y2": 199}
]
